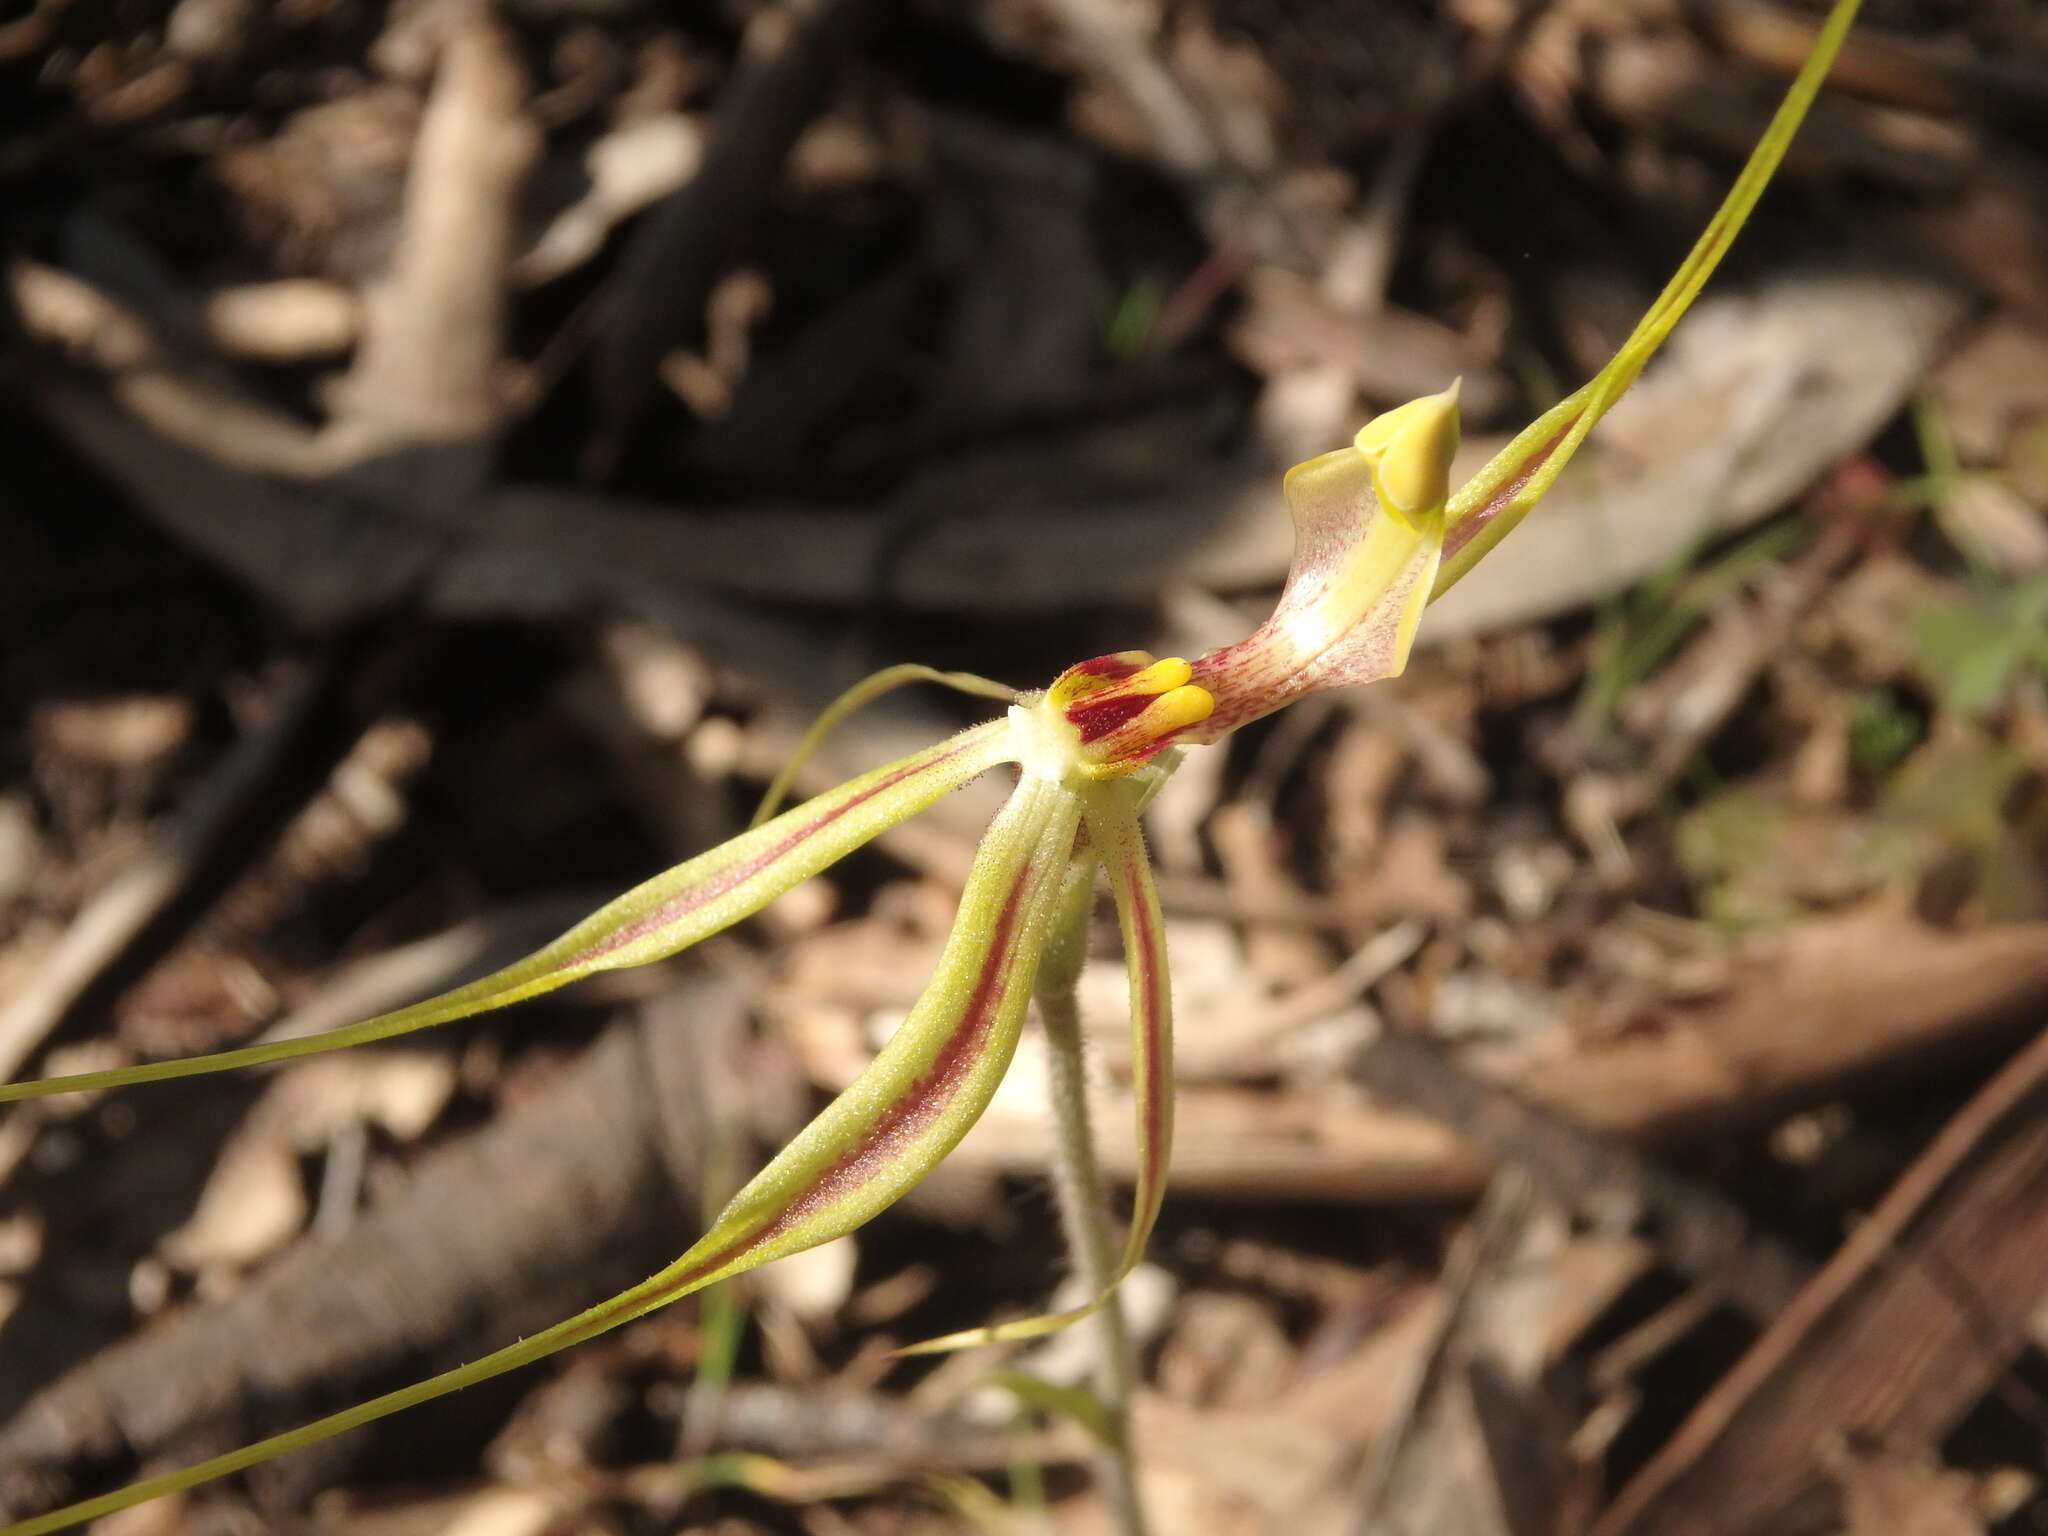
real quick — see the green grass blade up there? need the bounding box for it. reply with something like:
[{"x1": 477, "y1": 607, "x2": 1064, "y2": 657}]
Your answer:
[{"x1": 988, "y1": 1367, "x2": 1118, "y2": 1451}]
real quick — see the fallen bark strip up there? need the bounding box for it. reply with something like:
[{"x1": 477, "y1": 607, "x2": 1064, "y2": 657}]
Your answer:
[
  {"x1": 1513, "y1": 908, "x2": 2048, "y2": 1142},
  {"x1": 325, "y1": 13, "x2": 535, "y2": 456},
  {"x1": 1593, "y1": 1019, "x2": 2048, "y2": 1536},
  {"x1": 0, "y1": 992, "x2": 737, "y2": 1521},
  {"x1": 1357, "y1": 1172, "x2": 1575, "y2": 1536}
]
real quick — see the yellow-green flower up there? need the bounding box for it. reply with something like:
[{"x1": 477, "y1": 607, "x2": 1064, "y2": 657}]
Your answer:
[{"x1": 0, "y1": 3, "x2": 1864, "y2": 1528}]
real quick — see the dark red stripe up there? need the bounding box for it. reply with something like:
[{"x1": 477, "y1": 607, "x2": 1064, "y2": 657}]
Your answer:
[
  {"x1": 765, "y1": 856, "x2": 1032, "y2": 1229},
  {"x1": 1125, "y1": 862, "x2": 1169, "y2": 1170},
  {"x1": 1439, "y1": 423, "x2": 1573, "y2": 562},
  {"x1": 1064, "y1": 654, "x2": 1147, "y2": 684},
  {"x1": 1066, "y1": 690, "x2": 1153, "y2": 744},
  {"x1": 582, "y1": 738, "x2": 978, "y2": 963}
]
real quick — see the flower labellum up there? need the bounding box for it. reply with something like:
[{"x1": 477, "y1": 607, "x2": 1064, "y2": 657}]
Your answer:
[{"x1": 1188, "y1": 381, "x2": 1460, "y2": 740}]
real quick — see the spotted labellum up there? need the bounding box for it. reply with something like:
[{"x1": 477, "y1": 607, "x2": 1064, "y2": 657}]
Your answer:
[{"x1": 0, "y1": 3, "x2": 1865, "y2": 1529}]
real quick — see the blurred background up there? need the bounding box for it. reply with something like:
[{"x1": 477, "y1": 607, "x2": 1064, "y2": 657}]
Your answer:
[{"x1": 4, "y1": 0, "x2": 2048, "y2": 1531}]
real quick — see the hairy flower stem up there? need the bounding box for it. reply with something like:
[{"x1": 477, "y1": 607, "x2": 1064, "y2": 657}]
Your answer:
[
  {"x1": 1036, "y1": 857, "x2": 1151, "y2": 1536},
  {"x1": 1042, "y1": 985, "x2": 1148, "y2": 1535}
]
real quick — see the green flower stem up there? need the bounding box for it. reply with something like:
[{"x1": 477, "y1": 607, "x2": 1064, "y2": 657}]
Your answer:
[
  {"x1": 1035, "y1": 854, "x2": 1150, "y2": 1536},
  {"x1": 1041, "y1": 982, "x2": 1148, "y2": 1536}
]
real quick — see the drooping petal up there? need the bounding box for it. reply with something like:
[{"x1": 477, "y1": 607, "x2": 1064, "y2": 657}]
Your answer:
[
  {"x1": 1185, "y1": 382, "x2": 1460, "y2": 739},
  {"x1": 643, "y1": 766, "x2": 1082, "y2": 1290},
  {"x1": 3, "y1": 766, "x2": 1082, "y2": 1536},
  {"x1": 899, "y1": 777, "x2": 1171, "y2": 1352},
  {"x1": 1432, "y1": 0, "x2": 1864, "y2": 600},
  {"x1": 1095, "y1": 787, "x2": 1173, "y2": 1280},
  {"x1": 0, "y1": 720, "x2": 1013, "y2": 1104}
]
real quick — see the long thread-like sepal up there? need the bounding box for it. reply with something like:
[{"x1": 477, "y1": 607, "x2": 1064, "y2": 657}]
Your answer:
[
  {"x1": 1, "y1": 766, "x2": 1081, "y2": 1535},
  {"x1": 1432, "y1": 0, "x2": 1864, "y2": 598},
  {"x1": 0, "y1": 721, "x2": 1012, "y2": 1103}
]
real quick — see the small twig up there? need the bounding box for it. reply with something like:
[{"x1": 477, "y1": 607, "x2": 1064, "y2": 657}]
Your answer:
[
  {"x1": 1147, "y1": 872, "x2": 1357, "y2": 929},
  {"x1": 1035, "y1": 0, "x2": 1220, "y2": 179},
  {"x1": 1354, "y1": 1170, "x2": 1544, "y2": 1534},
  {"x1": 587, "y1": 0, "x2": 881, "y2": 476},
  {"x1": 1177, "y1": 921, "x2": 1425, "y2": 1083},
  {"x1": 1595, "y1": 1020, "x2": 2048, "y2": 1535}
]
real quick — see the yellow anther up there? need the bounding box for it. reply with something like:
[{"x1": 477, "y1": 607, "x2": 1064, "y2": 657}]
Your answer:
[
  {"x1": 1124, "y1": 657, "x2": 1193, "y2": 694},
  {"x1": 1074, "y1": 684, "x2": 1216, "y2": 779},
  {"x1": 1354, "y1": 379, "x2": 1461, "y2": 520},
  {"x1": 1042, "y1": 653, "x2": 1214, "y2": 778},
  {"x1": 1146, "y1": 683, "x2": 1214, "y2": 736}
]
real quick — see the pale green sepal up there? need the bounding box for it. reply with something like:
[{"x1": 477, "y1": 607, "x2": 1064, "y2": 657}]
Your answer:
[
  {"x1": 899, "y1": 781, "x2": 1171, "y2": 1354},
  {"x1": 0, "y1": 761, "x2": 1078, "y2": 1536},
  {"x1": 668, "y1": 767, "x2": 1083, "y2": 1292},
  {"x1": 0, "y1": 720, "x2": 1013, "y2": 1104},
  {"x1": 1431, "y1": 0, "x2": 1865, "y2": 600}
]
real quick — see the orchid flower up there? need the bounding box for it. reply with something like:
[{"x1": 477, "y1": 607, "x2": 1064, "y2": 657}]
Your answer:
[{"x1": 0, "y1": 3, "x2": 1864, "y2": 1529}]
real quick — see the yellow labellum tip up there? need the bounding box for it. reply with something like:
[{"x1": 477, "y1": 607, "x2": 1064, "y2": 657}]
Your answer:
[{"x1": 1355, "y1": 379, "x2": 1461, "y2": 519}]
